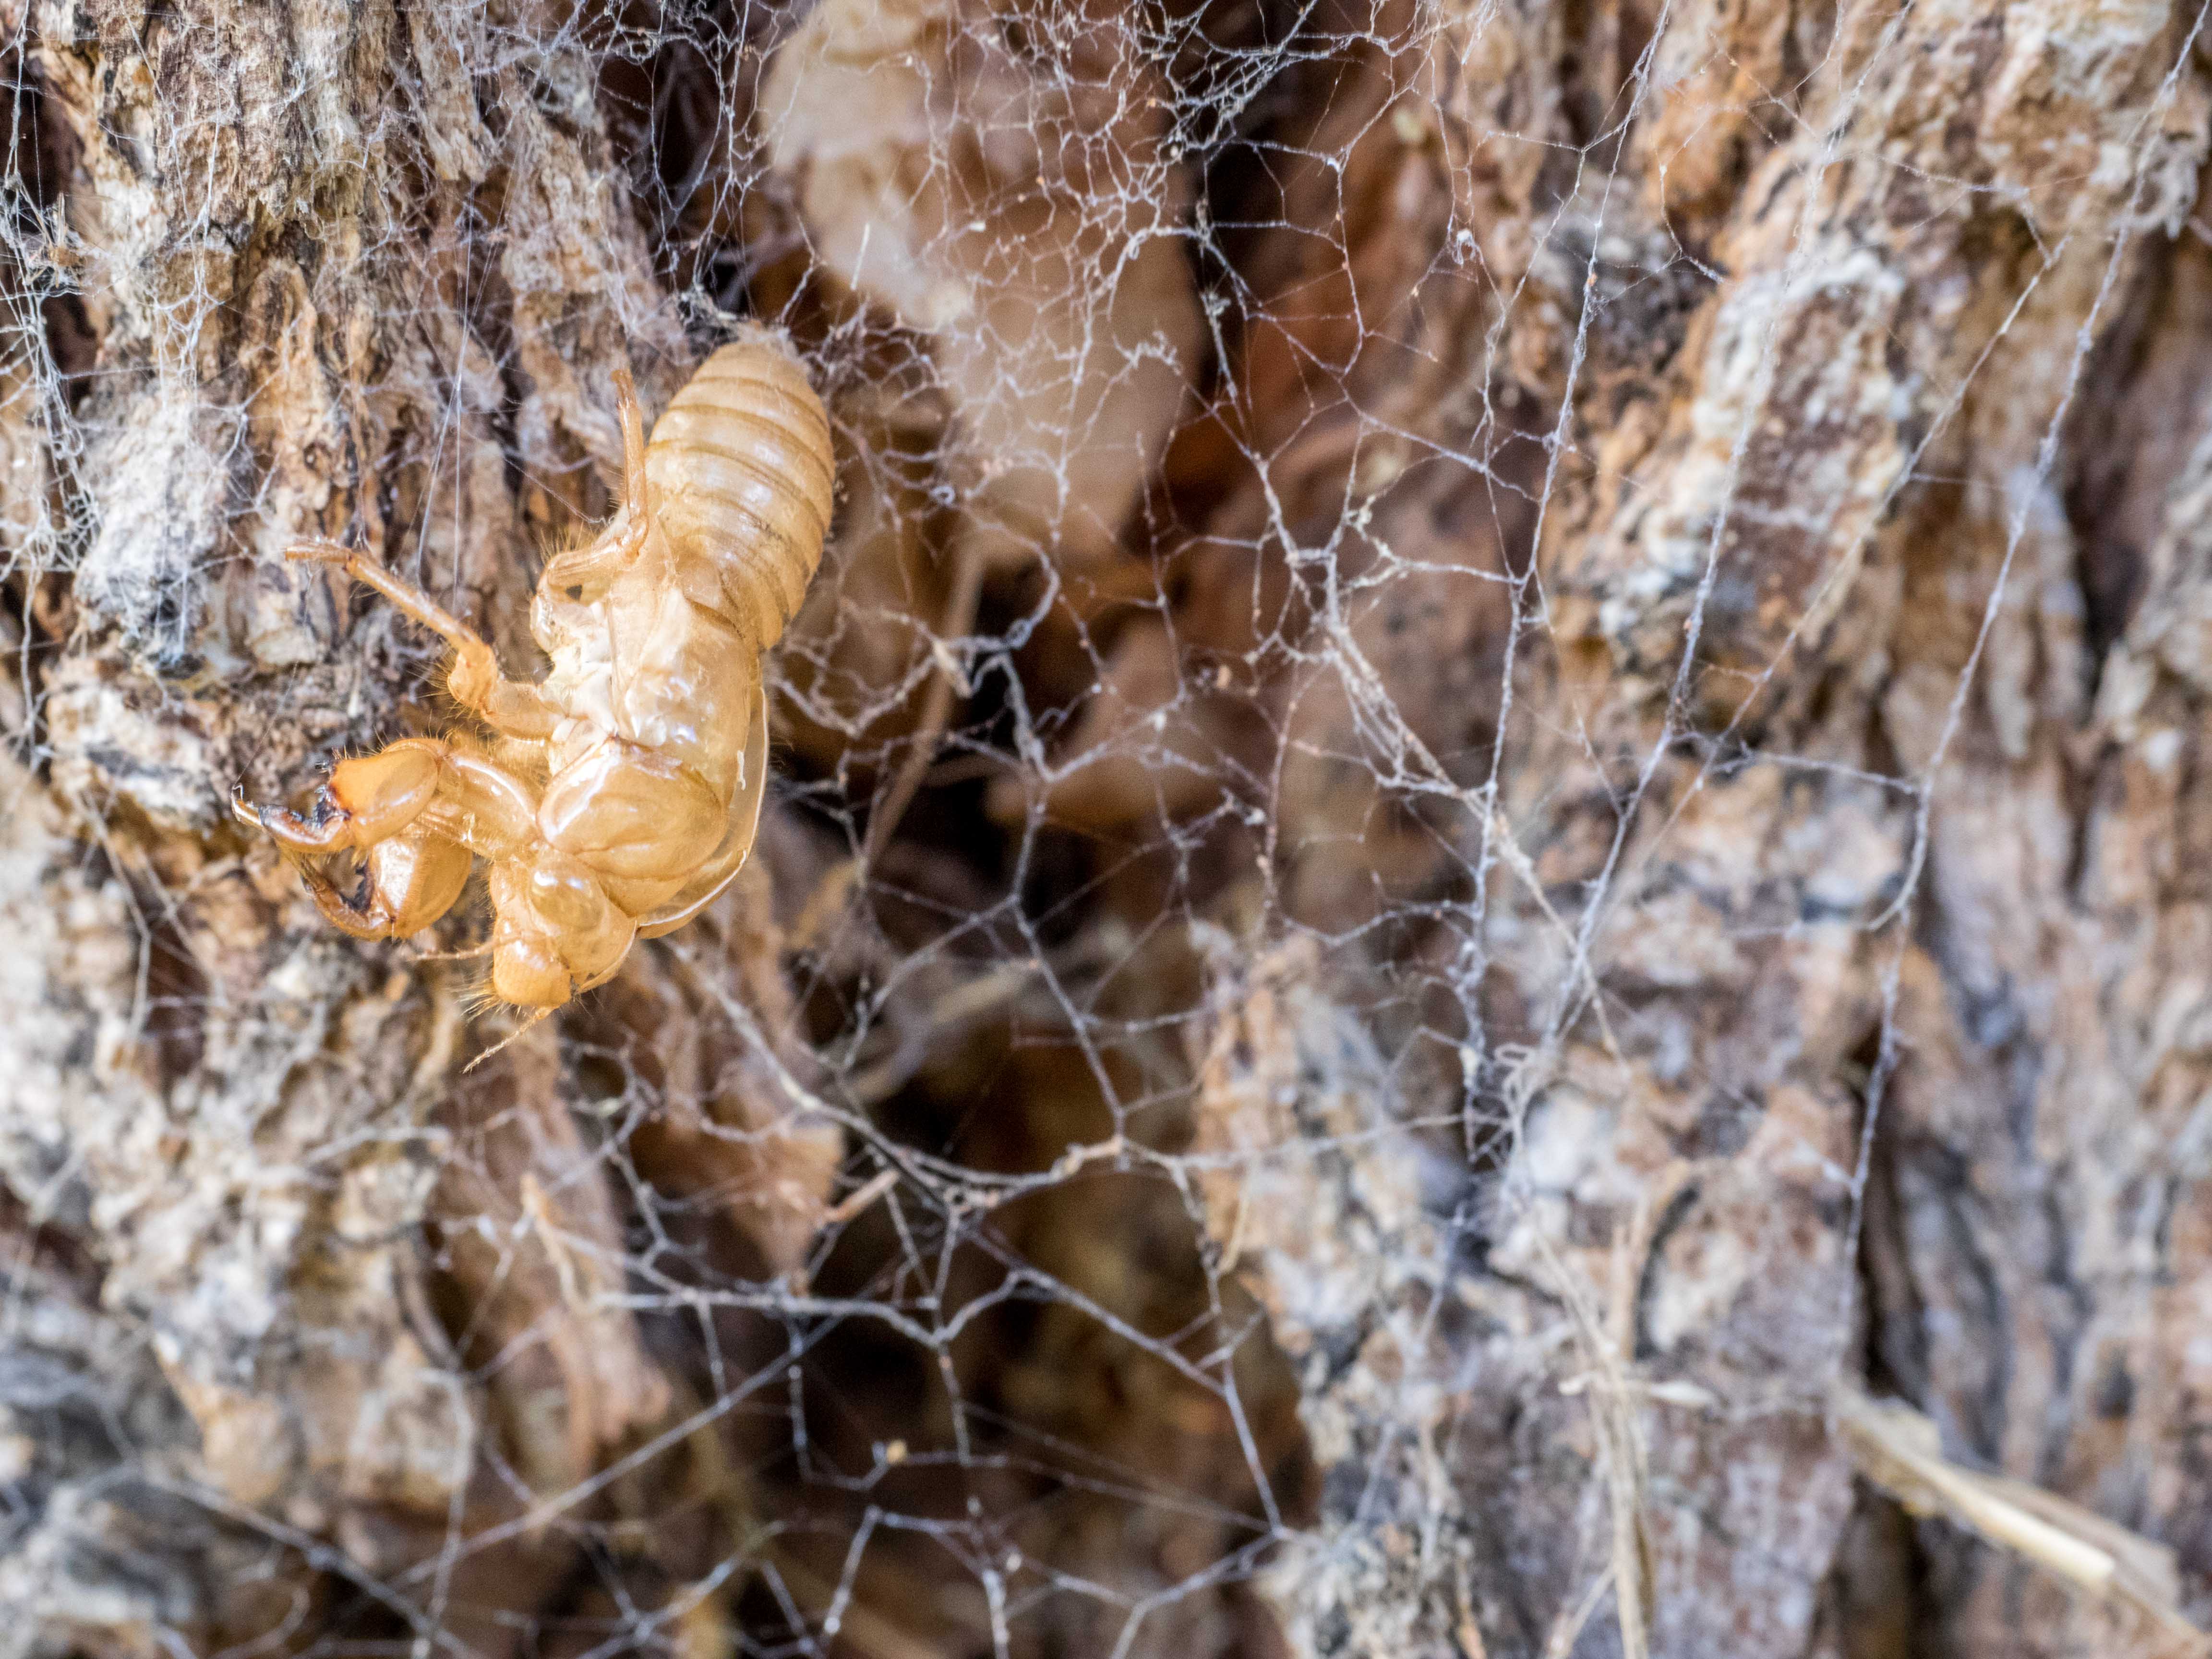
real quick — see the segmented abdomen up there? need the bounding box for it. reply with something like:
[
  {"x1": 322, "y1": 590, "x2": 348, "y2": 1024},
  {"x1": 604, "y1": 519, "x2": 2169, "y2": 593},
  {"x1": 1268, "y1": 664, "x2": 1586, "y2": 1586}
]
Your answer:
[{"x1": 644, "y1": 332, "x2": 834, "y2": 651}]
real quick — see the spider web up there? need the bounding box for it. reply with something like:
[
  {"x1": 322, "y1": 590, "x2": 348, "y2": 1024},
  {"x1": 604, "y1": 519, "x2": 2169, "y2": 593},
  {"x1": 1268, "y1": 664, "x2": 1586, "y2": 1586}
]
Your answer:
[{"x1": 3, "y1": 1, "x2": 2211, "y2": 1657}]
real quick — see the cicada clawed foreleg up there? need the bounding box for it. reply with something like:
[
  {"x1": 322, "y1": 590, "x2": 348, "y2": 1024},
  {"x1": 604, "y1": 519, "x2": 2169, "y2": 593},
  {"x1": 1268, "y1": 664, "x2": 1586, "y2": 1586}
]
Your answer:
[
  {"x1": 234, "y1": 742, "x2": 466, "y2": 939},
  {"x1": 234, "y1": 739, "x2": 531, "y2": 941},
  {"x1": 232, "y1": 792, "x2": 472, "y2": 943},
  {"x1": 233, "y1": 741, "x2": 443, "y2": 851},
  {"x1": 296, "y1": 834, "x2": 471, "y2": 941}
]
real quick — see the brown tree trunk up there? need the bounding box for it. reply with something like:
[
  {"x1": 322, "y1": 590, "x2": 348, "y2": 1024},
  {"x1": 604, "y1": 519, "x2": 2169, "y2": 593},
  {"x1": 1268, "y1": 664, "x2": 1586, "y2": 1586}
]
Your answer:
[{"x1": 7, "y1": 1, "x2": 2212, "y2": 1657}]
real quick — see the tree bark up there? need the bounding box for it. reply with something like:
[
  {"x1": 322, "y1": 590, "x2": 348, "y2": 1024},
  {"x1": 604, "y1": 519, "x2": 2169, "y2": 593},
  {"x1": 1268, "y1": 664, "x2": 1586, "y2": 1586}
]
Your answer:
[{"x1": 8, "y1": 1, "x2": 2212, "y2": 1657}]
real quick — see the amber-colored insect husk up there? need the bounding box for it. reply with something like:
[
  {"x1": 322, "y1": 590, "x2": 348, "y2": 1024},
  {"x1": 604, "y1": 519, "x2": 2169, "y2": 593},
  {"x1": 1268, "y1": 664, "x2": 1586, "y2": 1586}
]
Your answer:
[{"x1": 235, "y1": 331, "x2": 832, "y2": 1010}]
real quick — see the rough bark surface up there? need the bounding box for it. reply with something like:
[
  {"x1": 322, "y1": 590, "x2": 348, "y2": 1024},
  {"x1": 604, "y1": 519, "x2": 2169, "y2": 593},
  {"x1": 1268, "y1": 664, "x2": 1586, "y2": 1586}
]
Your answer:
[{"x1": 8, "y1": 0, "x2": 2212, "y2": 1657}]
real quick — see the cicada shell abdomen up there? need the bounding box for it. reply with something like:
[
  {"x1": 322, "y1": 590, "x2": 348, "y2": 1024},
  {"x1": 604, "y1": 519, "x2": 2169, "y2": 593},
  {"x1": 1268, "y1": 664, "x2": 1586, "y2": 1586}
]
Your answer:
[{"x1": 644, "y1": 332, "x2": 835, "y2": 654}]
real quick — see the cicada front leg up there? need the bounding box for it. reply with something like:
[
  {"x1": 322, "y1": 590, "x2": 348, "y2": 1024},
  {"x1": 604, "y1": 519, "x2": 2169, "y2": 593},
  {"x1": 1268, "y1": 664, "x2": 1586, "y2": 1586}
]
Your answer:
[
  {"x1": 233, "y1": 741, "x2": 472, "y2": 939},
  {"x1": 299, "y1": 830, "x2": 473, "y2": 940}
]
